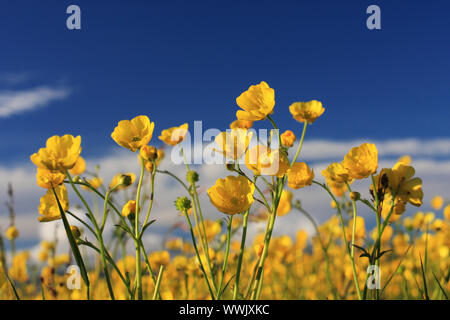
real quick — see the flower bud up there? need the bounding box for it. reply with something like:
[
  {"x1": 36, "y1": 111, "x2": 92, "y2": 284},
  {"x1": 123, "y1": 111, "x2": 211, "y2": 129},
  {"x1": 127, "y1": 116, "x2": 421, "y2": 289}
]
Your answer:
[
  {"x1": 226, "y1": 163, "x2": 235, "y2": 172},
  {"x1": 70, "y1": 225, "x2": 81, "y2": 239},
  {"x1": 186, "y1": 170, "x2": 199, "y2": 184},
  {"x1": 5, "y1": 225, "x2": 19, "y2": 240},
  {"x1": 350, "y1": 191, "x2": 360, "y2": 201},
  {"x1": 119, "y1": 174, "x2": 133, "y2": 187},
  {"x1": 175, "y1": 197, "x2": 192, "y2": 212}
]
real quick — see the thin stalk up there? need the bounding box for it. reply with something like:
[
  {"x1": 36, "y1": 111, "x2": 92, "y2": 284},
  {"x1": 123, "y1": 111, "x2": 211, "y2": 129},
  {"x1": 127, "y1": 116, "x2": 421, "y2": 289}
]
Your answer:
[
  {"x1": 183, "y1": 210, "x2": 215, "y2": 299},
  {"x1": 152, "y1": 265, "x2": 165, "y2": 300},
  {"x1": 134, "y1": 156, "x2": 145, "y2": 300},
  {"x1": 233, "y1": 210, "x2": 249, "y2": 300},
  {"x1": 216, "y1": 216, "x2": 233, "y2": 299},
  {"x1": 313, "y1": 181, "x2": 362, "y2": 300}
]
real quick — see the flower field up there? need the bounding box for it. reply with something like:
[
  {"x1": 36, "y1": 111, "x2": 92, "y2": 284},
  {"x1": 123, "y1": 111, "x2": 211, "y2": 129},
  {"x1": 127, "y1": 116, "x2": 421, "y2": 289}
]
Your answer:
[{"x1": 0, "y1": 81, "x2": 449, "y2": 300}]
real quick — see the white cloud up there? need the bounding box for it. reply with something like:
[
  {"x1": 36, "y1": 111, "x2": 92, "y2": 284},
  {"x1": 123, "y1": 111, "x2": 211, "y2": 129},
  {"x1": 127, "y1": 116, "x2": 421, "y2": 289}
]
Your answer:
[
  {"x1": 299, "y1": 138, "x2": 450, "y2": 160},
  {"x1": 0, "y1": 86, "x2": 70, "y2": 118}
]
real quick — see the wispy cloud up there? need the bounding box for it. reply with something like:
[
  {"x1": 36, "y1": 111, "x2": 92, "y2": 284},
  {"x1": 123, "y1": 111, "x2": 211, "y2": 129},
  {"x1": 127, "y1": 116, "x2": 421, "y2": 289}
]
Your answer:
[{"x1": 0, "y1": 86, "x2": 70, "y2": 118}]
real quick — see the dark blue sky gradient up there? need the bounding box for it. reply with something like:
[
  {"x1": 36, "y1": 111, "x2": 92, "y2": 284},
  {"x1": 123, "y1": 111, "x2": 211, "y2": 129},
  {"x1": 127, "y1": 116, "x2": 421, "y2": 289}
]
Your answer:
[{"x1": 0, "y1": 0, "x2": 449, "y2": 164}]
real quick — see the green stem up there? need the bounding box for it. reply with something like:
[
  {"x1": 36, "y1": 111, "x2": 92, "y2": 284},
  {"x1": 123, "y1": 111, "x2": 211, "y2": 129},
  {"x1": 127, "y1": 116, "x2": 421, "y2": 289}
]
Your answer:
[
  {"x1": 134, "y1": 156, "x2": 145, "y2": 300},
  {"x1": 216, "y1": 216, "x2": 233, "y2": 299},
  {"x1": 290, "y1": 122, "x2": 308, "y2": 166},
  {"x1": 233, "y1": 210, "x2": 249, "y2": 300},
  {"x1": 313, "y1": 181, "x2": 362, "y2": 300},
  {"x1": 183, "y1": 210, "x2": 215, "y2": 299},
  {"x1": 152, "y1": 265, "x2": 165, "y2": 300}
]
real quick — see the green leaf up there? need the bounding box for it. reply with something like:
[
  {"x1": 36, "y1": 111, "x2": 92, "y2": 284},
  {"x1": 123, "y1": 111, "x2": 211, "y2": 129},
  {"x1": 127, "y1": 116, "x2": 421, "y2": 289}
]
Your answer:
[
  {"x1": 432, "y1": 271, "x2": 449, "y2": 300},
  {"x1": 52, "y1": 188, "x2": 90, "y2": 287},
  {"x1": 419, "y1": 254, "x2": 430, "y2": 300}
]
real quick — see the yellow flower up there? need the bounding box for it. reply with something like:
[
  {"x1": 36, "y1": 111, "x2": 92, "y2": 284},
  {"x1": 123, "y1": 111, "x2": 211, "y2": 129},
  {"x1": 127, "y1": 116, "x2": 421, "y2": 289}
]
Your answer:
[
  {"x1": 375, "y1": 162, "x2": 423, "y2": 207},
  {"x1": 289, "y1": 100, "x2": 325, "y2": 124},
  {"x1": 49, "y1": 254, "x2": 70, "y2": 268},
  {"x1": 345, "y1": 216, "x2": 365, "y2": 242},
  {"x1": 36, "y1": 167, "x2": 66, "y2": 189},
  {"x1": 70, "y1": 225, "x2": 81, "y2": 238},
  {"x1": 194, "y1": 220, "x2": 222, "y2": 242},
  {"x1": 328, "y1": 181, "x2": 348, "y2": 197},
  {"x1": 321, "y1": 162, "x2": 352, "y2": 184},
  {"x1": 214, "y1": 128, "x2": 253, "y2": 160},
  {"x1": 431, "y1": 196, "x2": 444, "y2": 210},
  {"x1": 140, "y1": 145, "x2": 158, "y2": 161},
  {"x1": 397, "y1": 155, "x2": 412, "y2": 166},
  {"x1": 381, "y1": 193, "x2": 406, "y2": 222},
  {"x1": 342, "y1": 143, "x2": 378, "y2": 179},
  {"x1": 277, "y1": 190, "x2": 293, "y2": 216},
  {"x1": 38, "y1": 185, "x2": 69, "y2": 222},
  {"x1": 207, "y1": 175, "x2": 255, "y2": 215},
  {"x1": 149, "y1": 251, "x2": 171, "y2": 270},
  {"x1": 31, "y1": 135, "x2": 82, "y2": 171},
  {"x1": 230, "y1": 119, "x2": 253, "y2": 129},
  {"x1": 444, "y1": 205, "x2": 450, "y2": 220},
  {"x1": 109, "y1": 173, "x2": 136, "y2": 190},
  {"x1": 245, "y1": 145, "x2": 289, "y2": 177},
  {"x1": 5, "y1": 225, "x2": 19, "y2": 240},
  {"x1": 280, "y1": 130, "x2": 296, "y2": 148},
  {"x1": 287, "y1": 162, "x2": 314, "y2": 189},
  {"x1": 9, "y1": 251, "x2": 29, "y2": 282},
  {"x1": 165, "y1": 238, "x2": 183, "y2": 251},
  {"x1": 371, "y1": 225, "x2": 393, "y2": 243},
  {"x1": 69, "y1": 156, "x2": 86, "y2": 175},
  {"x1": 111, "y1": 115, "x2": 155, "y2": 152},
  {"x1": 236, "y1": 81, "x2": 275, "y2": 121},
  {"x1": 122, "y1": 200, "x2": 138, "y2": 218},
  {"x1": 84, "y1": 177, "x2": 103, "y2": 190},
  {"x1": 159, "y1": 123, "x2": 189, "y2": 146}
]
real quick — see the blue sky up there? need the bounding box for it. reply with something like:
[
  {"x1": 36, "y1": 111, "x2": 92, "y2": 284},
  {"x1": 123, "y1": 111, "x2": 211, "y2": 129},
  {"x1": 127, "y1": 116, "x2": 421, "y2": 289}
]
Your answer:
[{"x1": 0, "y1": 0, "x2": 449, "y2": 164}]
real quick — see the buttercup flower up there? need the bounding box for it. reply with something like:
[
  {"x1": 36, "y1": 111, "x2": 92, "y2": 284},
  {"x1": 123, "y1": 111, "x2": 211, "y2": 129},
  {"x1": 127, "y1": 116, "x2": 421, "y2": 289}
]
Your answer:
[
  {"x1": 5, "y1": 225, "x2": 19, "y2": 240},
  {"x1": 9, "y1": 252, "x2": 29, "y2": 282},
  {"x1": 111, "y1": 115, "x2": 155, "y2": 152},
  {"x1": 328, "y1": 181, "x2": 348, "y2": 197},
  {"x1": 321, "y1": 163, "x2": 352, "y2": 185},
  {"x1": 159, "y1": 123, "x2": 189, "y2": 146},
  {"x1": 277, "y1": 190, "x2": 293, "y2": 216},
  {"x1": 287, "y1": 162, "x2": 314, "y2": 189},
  {"x1": 444, "y1": 205, "x2": 450, "y2": 221},
  {"x1": 69, "y1": 156, "x2": 86, "y2": 175},
  {"x1": 140, "y1": 145, "x2": 158, "y2": 161},
  {"x1": 381, "y1": 193, "x2": 406, "y2": 222},
  {"x1": 207, "y1": 175, "x2": 255, "y2": 215},
  {"x1": 376, "y1": 162, "x2": 423, "y2": 207},
  {"x1": 236, "y1": 81, "x2": 275, "y2": 121},
  {"x1": 38, "y1": 185, "x2": 69, "y2": 222},
  {"x1": 214, "y1": 128, "x2": 253, "y2": 160},
  {"x1": 245, "y1": 145, "x2": 289, "y2": 177},
  {"x1": 110, "y1": 173, "x2": 136, "y2": 190},
  {"x1": 431, "y1": 196, "x2": 444, "y2": 210},
  {"x1": 36, "y1": 167, "x2": 66, "y2": 189},
  {"x1": 230, "y1": 119, "x2": 253, "y2": 129},
  {"x1": 289, "y1": 100, "x2": 325, "y2": 124},
  {"x1": 122, "y1": 200, "x2": 138, "y2": 218},
  {"x1": 342, "y1": 143, "x2": 378, "y2": 179},
  {"x1": 31, "y1": 135, "x2": 82, "y2": 172},
  {"x1": 83, "y1": 177, "x2": 103, "y2": 190},
  {"x1": 280, "y1": 130, "x2": 296, "y2": 148}
]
